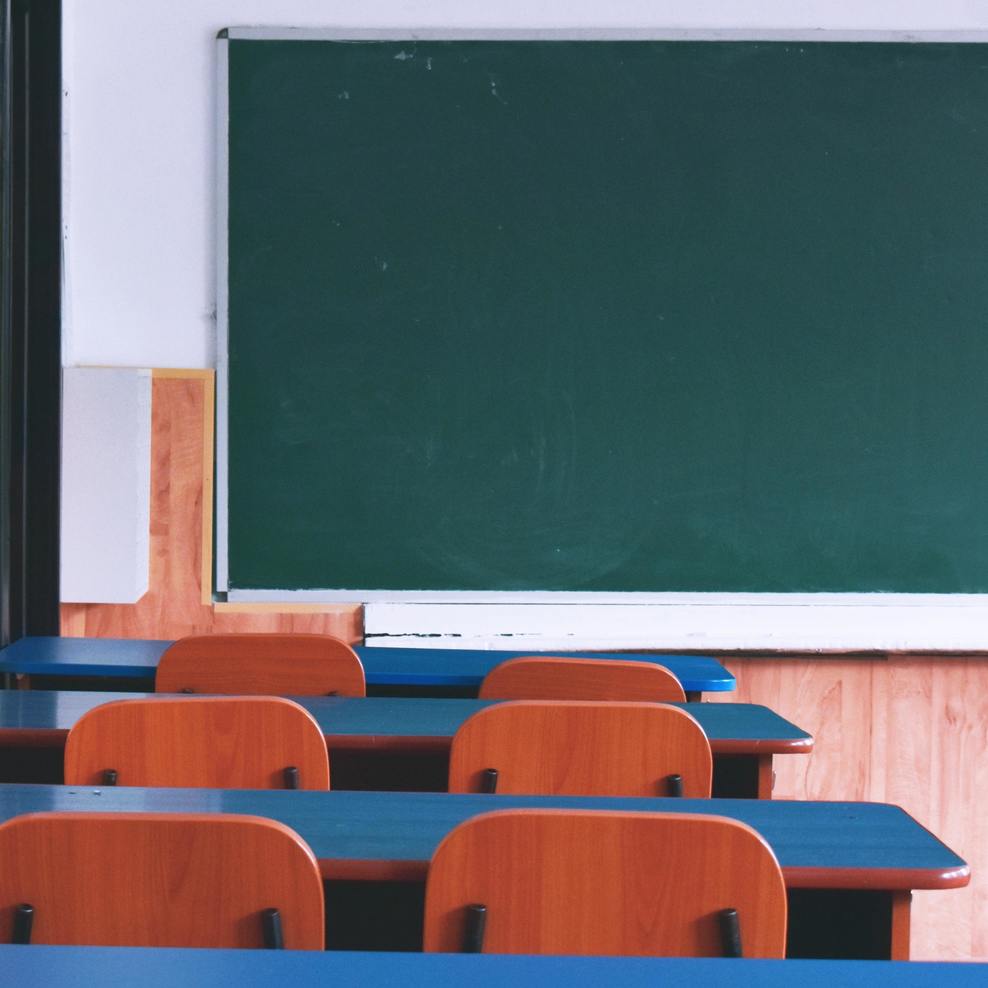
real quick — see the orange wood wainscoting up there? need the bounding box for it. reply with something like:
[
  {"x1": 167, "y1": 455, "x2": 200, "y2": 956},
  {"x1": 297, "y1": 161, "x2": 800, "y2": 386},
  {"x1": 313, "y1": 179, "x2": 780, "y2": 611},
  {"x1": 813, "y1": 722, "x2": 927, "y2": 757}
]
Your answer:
[
  {"x1": 708, "y1": 655, "x2": 988, "y2": 961},
  {"x1": 60, "y1": 370, "x2": 987, "y2": 960}
]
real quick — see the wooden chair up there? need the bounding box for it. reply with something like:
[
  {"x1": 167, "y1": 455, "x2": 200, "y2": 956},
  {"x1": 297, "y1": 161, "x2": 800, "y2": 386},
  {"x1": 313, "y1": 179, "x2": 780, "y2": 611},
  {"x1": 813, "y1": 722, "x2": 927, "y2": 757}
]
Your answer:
[
  {"x1": 479, "y1": 656, "x2": 687, "y2": 702},
  {"x1": 155, "y1": 633, "x2": 365, "y2": 697},
  {"x1": 448, "y1": 700, "x2": 712, "y2": 797},
  {"x1": 424, "y1": 809, "x2": 787, "y2": 957},
  {"x1": 0, "y1": 812, "x2": 324, "y2": 948},
  {"x1": 64, "y1": 696, "x2": 330, "y2": 790}
]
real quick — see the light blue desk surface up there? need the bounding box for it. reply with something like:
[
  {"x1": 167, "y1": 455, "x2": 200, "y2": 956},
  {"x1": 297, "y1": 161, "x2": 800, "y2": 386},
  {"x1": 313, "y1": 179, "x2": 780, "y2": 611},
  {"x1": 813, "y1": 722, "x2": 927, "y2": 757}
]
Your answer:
[
  {"x1": 0, "y1": 691, "x2": 809, "y2": 754},
  {"x1": 0, "y1": 637, "x2": 735, "y2": 692},
  {"x1": 0, "y1": 947, "x2": 985, "y2": 988},
  {"x1": 0, "y1": 785, "x2": 967, "y2": 889}
]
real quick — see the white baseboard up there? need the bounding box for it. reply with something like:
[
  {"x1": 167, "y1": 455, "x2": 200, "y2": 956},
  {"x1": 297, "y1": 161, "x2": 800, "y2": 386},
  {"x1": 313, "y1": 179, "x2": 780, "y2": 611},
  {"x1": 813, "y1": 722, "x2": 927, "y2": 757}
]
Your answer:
[{"x1": 364, "y1": 596, "x2": 988, "y2": 651}]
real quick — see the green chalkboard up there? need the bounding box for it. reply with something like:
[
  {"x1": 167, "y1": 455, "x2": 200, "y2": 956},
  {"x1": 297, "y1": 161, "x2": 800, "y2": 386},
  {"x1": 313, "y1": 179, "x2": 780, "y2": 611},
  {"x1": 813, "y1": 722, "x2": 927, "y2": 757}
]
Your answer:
[{"x1": 221, "y1": 37, "x2": 988, "y2": 594}]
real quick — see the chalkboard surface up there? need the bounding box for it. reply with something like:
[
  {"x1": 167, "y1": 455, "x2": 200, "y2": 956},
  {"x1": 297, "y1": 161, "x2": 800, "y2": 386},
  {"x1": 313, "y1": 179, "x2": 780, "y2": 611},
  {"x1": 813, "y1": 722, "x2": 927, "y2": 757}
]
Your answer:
[{"x1": 221, "y1": 37, "x2": 988, "y2": 594}]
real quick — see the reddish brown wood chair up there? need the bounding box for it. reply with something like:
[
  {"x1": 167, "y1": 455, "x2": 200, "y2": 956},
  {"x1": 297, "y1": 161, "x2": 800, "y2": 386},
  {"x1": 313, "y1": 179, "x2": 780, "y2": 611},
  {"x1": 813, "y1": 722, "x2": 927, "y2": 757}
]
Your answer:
[
  {"x1": 479, "y1": 656, "x2": 687, "y2": 702},
  {"x1": 64, "y1": 696, "x2": 330, "y2": 790},
  {"x1": 155, "y1": 633, "x2": 365, "y2": 697},
  {"x1": 0, "y1": 812, "x2": 324, "y2": 948},
  {"x1": 424, "y1": 809, "x2": 786, "y2": 957},
  {"x1": 448, "y1": 700, "x2": 712, "y2": 797}
]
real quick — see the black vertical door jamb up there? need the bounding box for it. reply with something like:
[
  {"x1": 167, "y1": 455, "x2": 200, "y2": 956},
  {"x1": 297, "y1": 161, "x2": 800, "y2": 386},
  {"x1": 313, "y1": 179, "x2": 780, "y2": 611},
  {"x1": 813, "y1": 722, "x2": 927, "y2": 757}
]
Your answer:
[{"x1": 1, "y1": 0, "x2": 62, "y2": 652}]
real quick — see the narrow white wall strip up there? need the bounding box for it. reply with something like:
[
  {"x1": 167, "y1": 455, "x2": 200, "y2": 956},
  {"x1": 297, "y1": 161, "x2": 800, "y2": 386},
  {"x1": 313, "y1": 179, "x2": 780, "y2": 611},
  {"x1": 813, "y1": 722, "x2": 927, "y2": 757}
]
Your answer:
[{"x1": 60, "y1": 367, "x2": 152, "y2": 603}]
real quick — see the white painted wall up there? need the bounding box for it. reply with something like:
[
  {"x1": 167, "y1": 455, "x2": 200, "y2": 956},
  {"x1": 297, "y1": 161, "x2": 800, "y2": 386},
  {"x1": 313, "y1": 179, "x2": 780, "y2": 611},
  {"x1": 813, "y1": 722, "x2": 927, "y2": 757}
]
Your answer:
[{"x1": 61, "y1": 1, "x2": 988, "y2": 368}]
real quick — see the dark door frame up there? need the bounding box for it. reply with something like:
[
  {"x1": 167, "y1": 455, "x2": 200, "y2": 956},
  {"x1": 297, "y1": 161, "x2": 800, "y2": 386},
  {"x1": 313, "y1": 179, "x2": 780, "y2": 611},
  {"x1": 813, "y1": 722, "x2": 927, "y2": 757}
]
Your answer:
[{"x1": 1, "y1": 0, "x2": 62, "y2": 647}]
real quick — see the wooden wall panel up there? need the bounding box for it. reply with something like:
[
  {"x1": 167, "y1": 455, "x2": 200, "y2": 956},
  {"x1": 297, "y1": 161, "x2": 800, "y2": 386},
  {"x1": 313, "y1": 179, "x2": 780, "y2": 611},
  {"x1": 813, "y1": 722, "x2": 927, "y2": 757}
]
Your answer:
[
  {"x1": 711, "y1": 657, "x2": 988, "y2": 960},
  {"x1": 60, "y1": 371, "x2": 361, "y2": 643}
]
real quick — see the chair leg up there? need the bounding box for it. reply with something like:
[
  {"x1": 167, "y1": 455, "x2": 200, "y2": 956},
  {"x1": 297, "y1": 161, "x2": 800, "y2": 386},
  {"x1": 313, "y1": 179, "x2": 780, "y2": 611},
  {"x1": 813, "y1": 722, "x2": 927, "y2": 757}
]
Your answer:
[
  {"x1": 12, "y1": 903, "x2": 34, "y2": 944},
  {"x1": 261, "y1": 907, "x2": 284, "y2": 948},
  {"x1": 665, "y1": 773, "x2": 683, "y2": 797},
  {"x1": 719, "y1": 907, "x2": 742, "y2": 957},
  {"x1": 283, "y1": 766, "x2": 300, "y2": 789},
  {"x1": 462, "y1": 903, "x2": 487, "y2": 952},
  {"x1": 101, "y1": 769, "x2": 118, "y2": 786},
  {"x1": 481, "y1": 768, "x2": 498, "y2": 793}
]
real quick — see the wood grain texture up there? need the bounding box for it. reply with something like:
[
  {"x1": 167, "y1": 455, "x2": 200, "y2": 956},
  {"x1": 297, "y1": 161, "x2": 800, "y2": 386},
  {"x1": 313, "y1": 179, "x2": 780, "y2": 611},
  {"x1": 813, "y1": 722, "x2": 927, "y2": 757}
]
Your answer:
[
  {"x1": 479, "y1": 657, "x2": 686, "y2": 702},
  {"x1": 890, "y1": 891, "x2": 912, "y2": 961},
  {"x1": 423, "y1": 809, "x2": 787, "y2": 957},
  {"x1": 64, "y1": 696, "x2": 330, "y2": 790},
  {"x1": 156, "y1": 633, "x2": 365, "y2": 696},
  {"x1": 59, "y1": 373, "x2": 361, "y2": 641},
  {"x1": 448, "y1": 701, "x2": 712, "y2": 798},
  {"x1": 708, "y1": 656, "x2": 988, "y2": 961},
  {"x1": 0, "y1": 812, "x2": 324, "y2": 948},
  {"x1": 146, "y1": 369, "x2": 214, "y2": 606}
]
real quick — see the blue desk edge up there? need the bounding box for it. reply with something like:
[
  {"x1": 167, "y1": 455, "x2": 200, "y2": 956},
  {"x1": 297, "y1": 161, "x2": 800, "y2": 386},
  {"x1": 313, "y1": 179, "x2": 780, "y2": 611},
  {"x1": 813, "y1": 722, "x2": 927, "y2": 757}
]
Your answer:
[{"x1": 0, "y1": 637, "x2": 736, "y2": 692}]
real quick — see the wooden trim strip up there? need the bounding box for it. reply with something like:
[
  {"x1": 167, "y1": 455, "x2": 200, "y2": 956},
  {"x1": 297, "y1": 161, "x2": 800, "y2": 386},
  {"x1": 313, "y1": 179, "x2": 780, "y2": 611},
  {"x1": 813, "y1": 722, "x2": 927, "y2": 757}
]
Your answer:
[
  {"x1": 326, "y1": 736, "x2": 450, "y2": 753},
  {"x1": 708, "y1": 738, "x2": 814, "y2": 754},
  {"x1": 320, "y1": 859, "x2": 426, "y2": 882},
  {"x1": 0, "y1": 729, "x2": 449, "y2": 754},
  {"x1": 890, "y1": 890, "x2": 912, "y2": 960},
  {"x1": 756, "y1": 754, "x2": 774, "y2": 800},
  {"x1": 200, "y1": 373, "x2": 215, "y2": 605},
  {"x1": 0, "y1": 727, "x2": 803, "y2": 758},
  {"x1": 0, "y1": 728, "x2": 65, "y2": 747},
  {"x1": 150, "y1": 369, "x2": 214, "y2": 380},
  {"x1": 782, "y1": 865, "x2": 971, "y2": 891},
  {"x1": 334, "y1": 736, "x2": 809, "y2": 757},
  {"x1": 317, "y1": 860, "x2": 971, "y2": 889}
]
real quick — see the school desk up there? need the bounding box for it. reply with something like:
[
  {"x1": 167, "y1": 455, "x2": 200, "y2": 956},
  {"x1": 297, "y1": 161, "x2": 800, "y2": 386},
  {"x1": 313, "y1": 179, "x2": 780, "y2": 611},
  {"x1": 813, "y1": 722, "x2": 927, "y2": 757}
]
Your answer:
[
  {"x1": 0, "y1": 637, "x2": 735, "y2": 698},
  {"x1": 1, "y1": 947, "x2": 986, "y2": 988},
  {"x1": 0, "y1": 785, "x2": 967, "y2": 960},
  {"x1": 0, "y1": 691, "x2": 809, "y2": 798}
]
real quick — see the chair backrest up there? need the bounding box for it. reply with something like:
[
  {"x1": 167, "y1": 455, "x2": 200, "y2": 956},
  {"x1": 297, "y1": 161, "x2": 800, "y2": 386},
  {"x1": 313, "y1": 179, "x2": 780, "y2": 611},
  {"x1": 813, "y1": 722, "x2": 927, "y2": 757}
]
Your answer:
[
  {"x1": 64, "y1": 696, "x2": 330, "y2": 790},
  {"x1": 0, "y1": 812, "x2": 324, "y2": 948},
  {"x1": 479, "y1": 656, "x2": 686, "y2": 702},
  {"x1": 424, "y1": 809, "x2": 786, "y2": 957},
  {"x1": 156, "y1": 633, "x2": 365, "y2": 697},
  {"x1": 448, "y1": 701, "x2": 712, "y2": 797}
]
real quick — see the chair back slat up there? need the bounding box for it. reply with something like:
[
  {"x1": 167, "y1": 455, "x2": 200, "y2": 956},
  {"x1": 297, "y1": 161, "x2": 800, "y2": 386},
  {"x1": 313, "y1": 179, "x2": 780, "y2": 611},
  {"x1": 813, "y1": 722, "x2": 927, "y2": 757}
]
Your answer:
[
  {"x1": 448, "y1": 701, "x2": 712, "y2": 797},
  {"x1": 0, "y1": 812, "x2": 325, "y2": 949},
  {"x1": 480, "y1": 657, "x2": 686, "y2": 703},
  {"x1": 424, "y1": 809, "x2": 786, "y2": 957},
  {"x1": 64, "y1": 696, "x2": 330, "y2": 790},
  {"x1": 156, "y1": 633, "x2": 365, "y2": 697}
]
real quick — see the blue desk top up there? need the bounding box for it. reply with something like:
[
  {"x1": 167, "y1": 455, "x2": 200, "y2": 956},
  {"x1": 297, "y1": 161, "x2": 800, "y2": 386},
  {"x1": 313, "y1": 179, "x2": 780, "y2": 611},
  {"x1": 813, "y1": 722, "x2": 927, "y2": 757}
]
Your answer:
[
  {"x1": 0, "y1": 637, "x2": 735, "y2": 692},
  {"x1": 0, "y1": 785, "x2": 967, "y2": 889},
  {"x1": 1, "y1": 947, "x2": 985, "y2": 988},
  {"x1": 0, "y1": 691, "x2": 810, "y2": 753}
]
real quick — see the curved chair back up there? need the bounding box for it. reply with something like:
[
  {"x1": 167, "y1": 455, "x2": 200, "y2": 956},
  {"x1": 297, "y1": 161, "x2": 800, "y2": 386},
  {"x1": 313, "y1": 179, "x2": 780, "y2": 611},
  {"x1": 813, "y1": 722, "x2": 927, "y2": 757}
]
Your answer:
[
  {"x1": 448, "y1": 700, "x2": 712, "y2": 797},
  {"x1": 0, "y1": 812, "x2": 324, "y2": 948},
  {"x1": 424, "y1": 809, "x2": 786, "y2": 957},
  {"x1": 156, "y1": 633, "x2": 365, "y2": 697},
  {"x1": 479, "y1": 656, "x2": 686, "y2": 702},
  {"x1": 64, "y1": 696, "x2": 330, "y2": 790}
]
